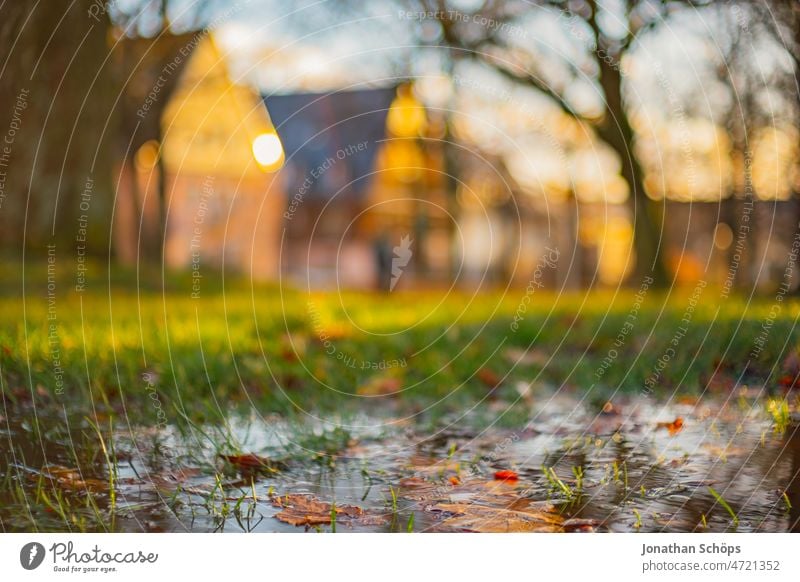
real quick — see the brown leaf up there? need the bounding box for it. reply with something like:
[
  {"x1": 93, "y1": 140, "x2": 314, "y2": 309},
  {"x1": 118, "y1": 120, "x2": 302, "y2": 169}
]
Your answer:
[
  {"x1": 37, "y1": 465, "x2": 108, "y2": 493},
  {"x1": 407, "y1": 455, "x2": 461, "y2": 476},
  {"x1": 270, "y1": 493, "x2": 383, "y2": 527},
  {"x1": 563, "y1": 518, "x2": 600, "y2": 532},
  {"x1": 357, "y1": 375, "x2": 402, "y2": 396},
  {"x1": 477, "y1": 368, "x2": 502, "y2": 389},
  {"x1": 400, "y1": 473, "x2": 522, "y2": 505},
  {"x1": 434, "y1": 502, "x2": 563, "y2": 533},
  {"x1": 601, "y1": 401, "x2": 616, "y2": 414},
  {"x1": 220, "y1": 453, "x2": 281, "y2": 474}
]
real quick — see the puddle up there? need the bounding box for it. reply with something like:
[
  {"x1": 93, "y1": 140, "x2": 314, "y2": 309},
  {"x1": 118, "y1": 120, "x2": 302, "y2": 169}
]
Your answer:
[{"x1": 2, "y1": 391, "x2": 799, "y2": 532}]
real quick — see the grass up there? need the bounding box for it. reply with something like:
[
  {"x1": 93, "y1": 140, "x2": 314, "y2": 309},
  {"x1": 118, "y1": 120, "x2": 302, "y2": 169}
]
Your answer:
[
  {"x1": 708, "y1": 486, "x2": 740, "y2": 528},
  {"x1": 632, "y1": 508, "x2": 642, "y2": 530},
  {"x1": 768, "y1": 398, "x2": 792, "y2": 433},
  {"x1": 2, "y1": 261, "x2": 799, "y2": 430},
  {"x1": 543, "y1": 466, "x2": 575, "y2": 499}
]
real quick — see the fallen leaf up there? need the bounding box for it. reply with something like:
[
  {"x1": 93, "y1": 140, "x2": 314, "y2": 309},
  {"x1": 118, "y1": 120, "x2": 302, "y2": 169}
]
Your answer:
[
  {"x1": 563, "y1": 518, "x2": 599, "y2": 532},
  {"x1": 656, "y1": 417, "x2": 684, "y2": 435},
  {"x1": 434, "y1": 502, "x2": 563, "y2": 533},
  {"x1": 36, "y1": 465, "x2": 108, "y2": 493},
  {"x1": 493, "y1": 470, "x2": 519, "y2": 481},
  {"x1": 357, "y1": 375, "x2": 402, "y2": 396},
  {"x1": 477, "y1": 368, "x2": 502, "y2": 389},
  {"x1": 270, "y1": 493, "x2": 383, "y2": 527},
  {"x1": 220, "y1": 453, "x2": 281, "y2": 473},
  {"x1": 408, "y1": 456, "x2": 461, "y2": 475},
  {"x1": 399, "y1": 473, "x2": 520, "y2": 504}
]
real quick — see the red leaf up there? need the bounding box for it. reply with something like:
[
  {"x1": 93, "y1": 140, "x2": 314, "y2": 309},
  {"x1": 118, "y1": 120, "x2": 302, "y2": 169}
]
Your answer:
[
  {"x1": 656, "y1": 417, "x2": 684, "y2": 435},
  {"x1": 494, "y1": 470, "x2": 519, "y2": 481}
]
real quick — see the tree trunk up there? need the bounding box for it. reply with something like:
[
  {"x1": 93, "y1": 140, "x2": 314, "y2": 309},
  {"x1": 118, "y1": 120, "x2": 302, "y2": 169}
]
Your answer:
[
  {"x1": 596, "y1": 57, "x2": 669, "y2": 286},
  {"x1": 0, "y1": 1, "x2": 116, "y2": 257},
  {"x1": 156, "y1": 136, "x2": 168, "y2": 265}
]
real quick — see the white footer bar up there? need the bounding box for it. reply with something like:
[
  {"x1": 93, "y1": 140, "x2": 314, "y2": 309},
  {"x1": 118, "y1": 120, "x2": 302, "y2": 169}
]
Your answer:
[{"x1": 1, "y1": 533, "x2": 796, "y2": 581}]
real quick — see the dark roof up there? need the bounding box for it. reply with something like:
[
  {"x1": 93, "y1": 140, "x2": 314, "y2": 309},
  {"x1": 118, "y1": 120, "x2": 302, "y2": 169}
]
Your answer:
[{"x1": 264, "y1": 87, "x2": 397, "y2": 199}]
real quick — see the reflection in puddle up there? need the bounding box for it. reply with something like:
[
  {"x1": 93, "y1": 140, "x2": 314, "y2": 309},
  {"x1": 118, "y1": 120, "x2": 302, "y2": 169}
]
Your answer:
[{"x1": 2, "y1": 393, "x2": 799, "y2": 533}]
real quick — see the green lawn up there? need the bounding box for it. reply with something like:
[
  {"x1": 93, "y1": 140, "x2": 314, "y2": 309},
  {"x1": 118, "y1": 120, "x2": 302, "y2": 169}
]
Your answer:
[{"x1": 2, "y1": 261, "x2": 798, "y2": 428}]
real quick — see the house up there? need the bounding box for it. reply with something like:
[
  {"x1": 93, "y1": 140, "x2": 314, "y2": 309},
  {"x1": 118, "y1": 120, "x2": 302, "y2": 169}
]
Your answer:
[
  {"x1": 114, "y1": 34, "x2": 285, "y2": 281},
  {"x1": 265, "y1": 83, "x2": 452, "y2": 289}
]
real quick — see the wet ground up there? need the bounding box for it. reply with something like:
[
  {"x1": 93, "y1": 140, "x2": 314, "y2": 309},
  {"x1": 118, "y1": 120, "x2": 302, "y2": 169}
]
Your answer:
[{"x1": 2, "y1": 389, "x2": 799, "y2": 533}]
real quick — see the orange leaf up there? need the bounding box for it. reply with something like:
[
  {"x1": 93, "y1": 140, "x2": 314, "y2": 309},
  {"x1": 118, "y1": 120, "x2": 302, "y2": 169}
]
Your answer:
[
  {"x1": 494, "y1": 470, "x2": 518, "y2": 481},
  {"x1": 656, "y1": 417, "x2": 684, "y2": 435}
]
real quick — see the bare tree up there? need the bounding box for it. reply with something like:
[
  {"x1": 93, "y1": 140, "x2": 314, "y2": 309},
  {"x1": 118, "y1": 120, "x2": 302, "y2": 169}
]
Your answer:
[
  {"x1": 406, "y1": 0, "x2": 707, "y2": 285},
  {"x1": 750, "y1": 0, "x2": 800, "y2": 219},
  {"x1": 706, "y1": 4, "x2": 769, "y2": 291}
]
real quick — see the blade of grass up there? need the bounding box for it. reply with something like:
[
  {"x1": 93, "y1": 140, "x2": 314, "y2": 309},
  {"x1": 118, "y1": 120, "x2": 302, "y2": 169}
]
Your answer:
[{"x1": 708, "y1": 486, "x2": 739, "y2": 527}]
